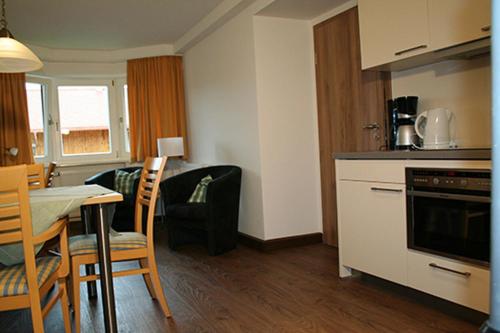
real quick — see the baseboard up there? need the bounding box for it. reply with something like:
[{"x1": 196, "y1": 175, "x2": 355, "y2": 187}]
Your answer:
[{"x1": 238, "y1": 232, "x2": 323, "y2": 252}]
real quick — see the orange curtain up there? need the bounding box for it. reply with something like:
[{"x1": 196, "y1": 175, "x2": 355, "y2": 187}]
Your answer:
[
  {"x1": 0, "y1": 73, "x2": 34, "y2": 166},
  {"x1": 127, "y1": 56, "x2": 188, "y2": 162}
]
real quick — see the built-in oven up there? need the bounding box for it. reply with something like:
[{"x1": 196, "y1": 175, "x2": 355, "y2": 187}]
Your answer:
[{"x1": 406, "y1": 168, "x2": 491, "y2": 267}]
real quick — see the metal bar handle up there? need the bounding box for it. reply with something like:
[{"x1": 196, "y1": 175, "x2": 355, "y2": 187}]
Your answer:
[
  {"x1": 429, "y1": 263, "x2": 471, "y2": 277},
  {"x1": 407, "y1": 190, "x2": 490, "y2": 203},
  {"x1": 370, "y1": 187, "x2": 403, "y2": 193},
  {"x1": 395, "y1": 44, "x2": 427, "y2": 56},
  {"x1": 481, "y1": 25, "x2": 491, "y2": 32}
]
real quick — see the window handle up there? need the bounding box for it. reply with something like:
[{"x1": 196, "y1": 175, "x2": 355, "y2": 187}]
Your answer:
[{"x1": 48, "y1": 114, "x2": 59, "y2": 131}]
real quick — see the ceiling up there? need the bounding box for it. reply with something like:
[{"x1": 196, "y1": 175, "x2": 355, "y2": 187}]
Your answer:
[
  {"x1": 4, "y1": 0, "x2": 223, "y2": 50},
  {"x1": 257, "y1": 0, "x2": 349, "y2": 20}
]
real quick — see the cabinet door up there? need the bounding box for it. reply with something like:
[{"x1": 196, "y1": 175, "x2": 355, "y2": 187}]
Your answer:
[
  {"x1": 358, "y1": 0, "x2": 430, "y2": 69},
  {"x1": 338, "y1": 180, "x2": 407, "y2": 284},
  {"x1": 428, "y1": 0, "x2": 490, "y2": 51}
]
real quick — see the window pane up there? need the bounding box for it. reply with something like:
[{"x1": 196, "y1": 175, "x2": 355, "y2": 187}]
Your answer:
[
  {"x1": 58, "y1": 86, "x2": 111, "y2": 155},
  {"x1": 123, "y1": 85, "x2": 130, "y2": 152},
  {"x1": 26, "y1": 83, "x2": 45, "y2": 157}
]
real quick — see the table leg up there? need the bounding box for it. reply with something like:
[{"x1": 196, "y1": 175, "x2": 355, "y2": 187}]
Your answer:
[
  {"x1": 82, "y1": 206, "x2": 97, "y2": 299},
  {"x1": 95, "y1": 203, "x2": 118, "y2": 333}
]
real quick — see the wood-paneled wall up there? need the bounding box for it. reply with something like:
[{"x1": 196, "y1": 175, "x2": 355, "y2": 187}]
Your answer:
[{"x1": 314, "y1": 7, "x2": 392, "y2": 246}]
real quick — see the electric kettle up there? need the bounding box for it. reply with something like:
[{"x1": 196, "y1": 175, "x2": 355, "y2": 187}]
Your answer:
[{"x1": 415, "y1": 108, "x2": 454, "y2": 149}]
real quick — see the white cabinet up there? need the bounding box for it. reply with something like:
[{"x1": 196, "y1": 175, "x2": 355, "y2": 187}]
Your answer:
[
  {"x1": 337, "y1": 180, "x2": 407, "y2": 285},
  {"x1": 408, "y1": 250, "x2": 489, "y2": 313},
  {"x1": 336, "y1": 159, "x2": 491, "y2": 313},
  {"x1": 358, "y1": 0, "x2": 430, "y2": 70},
  {"x1": 428, "y1": 0, "x2": 490, "y2": 51},
  {"x1": 358, "y1": 0, "x2": 491, "y2": 70}
]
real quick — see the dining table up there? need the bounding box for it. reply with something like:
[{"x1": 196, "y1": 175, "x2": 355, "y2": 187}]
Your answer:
[{"x1": 0, "y1": 185, "x2": 123, "y2": 333}]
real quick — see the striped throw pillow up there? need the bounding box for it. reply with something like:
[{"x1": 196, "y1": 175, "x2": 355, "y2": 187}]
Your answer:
[
  {"x1": 188, "y1": 175, "x2": 213, "y2": 203},
  {"x1": 114, "y1": 169, "x2": 142, "y2": 195}
]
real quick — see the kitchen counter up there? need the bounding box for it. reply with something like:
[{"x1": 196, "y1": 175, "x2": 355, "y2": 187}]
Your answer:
[{"x1": 334, "y1": 148, "x2": 491, "y2": 160}]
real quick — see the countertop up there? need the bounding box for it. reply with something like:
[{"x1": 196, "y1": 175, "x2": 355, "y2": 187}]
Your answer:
[{"x1": 333, "y1": 148, "x2": 491, "y2": 160}]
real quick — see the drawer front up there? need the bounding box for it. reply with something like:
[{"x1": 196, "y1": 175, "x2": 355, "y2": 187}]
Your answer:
[
  {"x1": 336, "y1": 160, "x2": 405, "y2": 183},
  {"x1": 407, "y1": 250, "x2": 489, "y2": 313}
]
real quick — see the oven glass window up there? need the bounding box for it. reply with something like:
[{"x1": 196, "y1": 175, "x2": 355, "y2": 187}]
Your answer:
[{"x1": 412, "y1": 196, "x2": 490, "y2": 264}]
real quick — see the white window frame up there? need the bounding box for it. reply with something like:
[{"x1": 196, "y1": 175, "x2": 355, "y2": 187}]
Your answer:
[
  {"x1": 26, "y1": 76, "x2": 53, "y2": 165},
  {"x1": 26, "y1": 75, "x2": 130, "y2": 165},
  {"x1": 114, "y1": 78, "x2": 131, "y2": 157}
]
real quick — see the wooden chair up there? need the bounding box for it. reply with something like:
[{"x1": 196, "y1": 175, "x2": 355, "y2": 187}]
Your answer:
[
  {"x1": 26, "y1": 163, "x2": 45, "y2": 190},
  {"x1": 0, "y1": 165, "x2": 71, "y2": 333},
  {"x1": 45, "y1": 162, "x2": 57, "y2": 188},
  {"x1": 69, "y1": 157, "x2": 171, "y2": 333}
]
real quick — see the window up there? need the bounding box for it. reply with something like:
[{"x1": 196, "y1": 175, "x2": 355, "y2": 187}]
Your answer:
[
  {"x1": 26, "y1": 82, "x2": 46, "y2": 158},
  {"x1": 57, "y1": 86, "x2": 111, "y2": 156},
  {"x1": 25, "y1": 77, "x2": 129, "y2": 164}
]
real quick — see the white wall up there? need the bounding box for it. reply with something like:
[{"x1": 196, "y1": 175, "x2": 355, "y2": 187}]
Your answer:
[
  {"x1": 183, "y1": 3, "x2": 266, "y2": 238},
  {"x1": 253, "y1": 16, "x2": 322, "y2": 239},
  {"x1": 184, "y1": 0, "x2": 323, "y2": 240},
  {"x1": 392, "y1": 57, "x2": 491, "y2": 148}
]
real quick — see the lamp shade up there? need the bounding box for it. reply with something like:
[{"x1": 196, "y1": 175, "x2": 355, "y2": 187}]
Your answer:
[
  {"x1": 0, "y1": 37, "x2": 43, "y2": 73},
  {"x1": 157, "y1": 137, "x2": 184, "y2": 157}
]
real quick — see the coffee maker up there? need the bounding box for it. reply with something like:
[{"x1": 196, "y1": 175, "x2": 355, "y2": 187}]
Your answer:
[{"x1": 387, "y1": 96, "x2": 419, "y2": 150}]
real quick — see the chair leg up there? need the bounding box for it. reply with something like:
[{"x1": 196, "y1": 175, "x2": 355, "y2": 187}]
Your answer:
[
  {"x1": 29, "y1": 294, "x2": 45, "y2": 333},
  {"x1": 71, "y1": 260, "x2": 82, "y2": 333},
  {"x1": 59, "y1": 279, "x2": 72, "y2": 333},
  {"x1": 147, "y1": 253, "x2": 172, "y2": 318},
  {"x1": 139, "y1": 258, "x2": 156, "y2": 299}
]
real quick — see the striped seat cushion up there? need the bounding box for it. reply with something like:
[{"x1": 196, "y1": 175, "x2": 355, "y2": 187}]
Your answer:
[
  {"x1": 0, "y1": 256, "x2": 61, "y2": 296},
  {"x1": 69, "y1": 232, "x2": 147, "y2": 256}
]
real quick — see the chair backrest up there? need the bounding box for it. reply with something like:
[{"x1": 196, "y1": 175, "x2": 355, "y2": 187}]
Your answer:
[
  {"x1": 45, "y1": 162, "x2": 57, "y2": 188},
  {"x1": 0, "y1": 166, "x2": 33, "y2": 246},
  {"x1": 134, "y1": 157, "x2": 167, "y2": 236},
  {"x1": 26, "y1": 163, "x2": 45, "y2": 190},
  {"x1": 0, "y1": 165, "x2": 68, "y2": 311}
]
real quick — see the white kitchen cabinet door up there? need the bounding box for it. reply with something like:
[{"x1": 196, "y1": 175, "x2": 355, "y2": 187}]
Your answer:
[
  {"x1": 338, "y1": 180, "x2": 407, "y2": 284},
  {"x1": 428, "y1": 0, "x2": 490, "y2": 51},
  {"x1": 358, "y1": 0, "x2": 430, "y2": 70}
]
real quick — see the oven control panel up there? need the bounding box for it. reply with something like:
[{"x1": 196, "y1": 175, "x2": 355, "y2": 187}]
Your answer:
[{"x1": 406, "y1": 168, "x2": 491, "y2": 192}]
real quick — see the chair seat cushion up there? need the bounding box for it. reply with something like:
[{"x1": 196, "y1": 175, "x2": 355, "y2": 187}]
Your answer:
[
  {"x1": 165, "y1": 203, "x2": 208, "y2": 221},
  {"x1": 69, "y1": 232, "x2": 147, "y2": 256},
  {"x1": 0, "y1": 256, "x2": 61, "y2": 296}
]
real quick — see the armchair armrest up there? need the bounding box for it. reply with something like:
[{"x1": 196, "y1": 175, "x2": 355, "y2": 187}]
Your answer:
[
  {"x1": 84, "y1": 169, "x2": 115, "y2": 190},
  {"x1": 32, "y1": 217, "x2": 70, "y2": 278},
  {"x1": 161, "y1": 169, "x2": 207, "y2": 205},
  {"x1": 85, "y1": 167, "x2": 141, "y2": 193},
  {"x1": 205, "y1": 168, "x2": 242, "y2": 229}
]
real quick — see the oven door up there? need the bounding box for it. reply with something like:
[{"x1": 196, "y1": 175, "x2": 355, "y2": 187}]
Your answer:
[{"x1": 407, "y1": 190, "x2": 490, "y2": 266}]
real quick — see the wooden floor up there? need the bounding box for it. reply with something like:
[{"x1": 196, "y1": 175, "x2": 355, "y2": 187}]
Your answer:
[{"x1": 0, "y1": 227, "x2": 485, "y2": 332}]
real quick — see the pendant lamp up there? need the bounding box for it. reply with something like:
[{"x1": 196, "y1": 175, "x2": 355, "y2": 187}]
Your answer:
[{"x1": 0, "y1": 0, "x2": 42, "y2": 73}]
